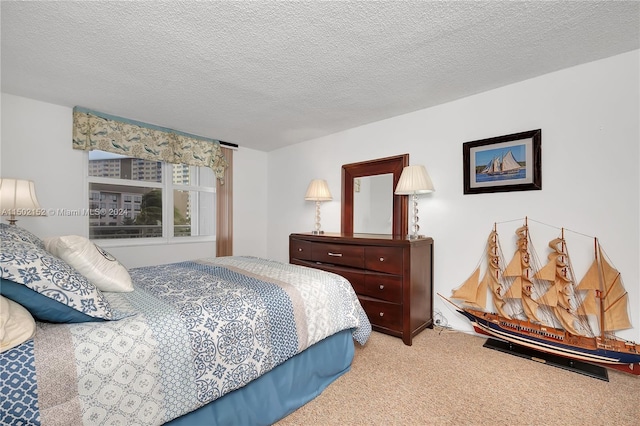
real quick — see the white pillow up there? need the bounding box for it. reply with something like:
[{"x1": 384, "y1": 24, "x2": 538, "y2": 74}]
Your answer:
[
  {"x1": 1, "y1": 295, "x2": 36, "y2": 353},
  {"x1": 44, "y1": 235, "x2": 133, "y2": 293}
]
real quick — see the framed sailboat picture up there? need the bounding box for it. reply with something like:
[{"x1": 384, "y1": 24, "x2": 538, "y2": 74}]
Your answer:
[{"x1": 463, "y1": 129, "x2": 542, "y2": 194}]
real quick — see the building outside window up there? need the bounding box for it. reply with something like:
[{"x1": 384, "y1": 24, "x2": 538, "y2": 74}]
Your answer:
[{"x1": 88, "y1": 151, "x2": 215, "y2": 240}]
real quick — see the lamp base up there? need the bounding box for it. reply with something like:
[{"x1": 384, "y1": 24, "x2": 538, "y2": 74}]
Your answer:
[
  {"x1": 406, "y1": 234, "x2": 424, "y2": 240},
  {"x1": 311, "y1": 230, "x2": 325, "y2": 235}
]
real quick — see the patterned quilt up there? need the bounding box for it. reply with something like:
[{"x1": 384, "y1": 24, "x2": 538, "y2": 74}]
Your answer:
[{"x1": 1, "y1": 256, "x2": 371, "y2": 425}]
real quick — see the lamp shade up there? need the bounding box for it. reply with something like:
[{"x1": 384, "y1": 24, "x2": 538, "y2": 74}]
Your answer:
[
  {"x1": 394, "y1": 165, "x2": 435, "y2": 195},
  {"x1": 0, "y1": 178, "x2": 44, "y2": 216},
  {"x1": 305, "y1": 179, "x2": 333, "y2": 201}
]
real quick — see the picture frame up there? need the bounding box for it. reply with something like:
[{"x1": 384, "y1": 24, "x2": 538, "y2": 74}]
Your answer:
[{"x1": 463, "y1": 129, "x2": 541, "y2": 195}]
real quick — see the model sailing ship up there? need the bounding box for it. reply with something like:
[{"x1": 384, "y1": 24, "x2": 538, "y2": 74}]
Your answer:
[{"x1": 441, "y1": 218, "x2": 640, "y2": 375}]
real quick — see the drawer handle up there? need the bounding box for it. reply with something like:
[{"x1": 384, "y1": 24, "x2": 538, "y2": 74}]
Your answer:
[
  {"x1": 379, "y1": 284, "x2": 384, "y2": 290},
  {"x1": 298, "y1": 248, "x2": 303, "y2": 252},
  {"x1": 379, "y1": 312, "x2": 384, "y2": 317},
  {"x1": 328, "y1": 252, "x2": 343, "y2": 257},
  {"x1": 379, "y1": 257, "x2": 385, "y2": 262}
]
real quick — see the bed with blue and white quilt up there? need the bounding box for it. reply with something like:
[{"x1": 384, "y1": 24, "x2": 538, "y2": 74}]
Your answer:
[{"x1": 0, "y1": 225, "x2": 371, "y2": 425}]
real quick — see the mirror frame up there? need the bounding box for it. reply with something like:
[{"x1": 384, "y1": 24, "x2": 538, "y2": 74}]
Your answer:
[{"x1": 341, "y1": 154, "x2": 409, "y2": 236}]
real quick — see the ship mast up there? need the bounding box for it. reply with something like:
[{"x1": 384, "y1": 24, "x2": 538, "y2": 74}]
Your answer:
[{"x1": 595, "y1": 237, "x2": 606, "y2": 341}]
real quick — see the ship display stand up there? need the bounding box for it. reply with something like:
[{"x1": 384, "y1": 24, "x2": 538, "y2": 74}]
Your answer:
[{"x1": 483, "y1": 338, "x2": 608, "y2": 381}]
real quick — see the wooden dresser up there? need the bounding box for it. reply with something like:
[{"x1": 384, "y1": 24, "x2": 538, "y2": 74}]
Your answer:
[{"x1": 289, "y1": 232, "x2": 433, "y2": 345}]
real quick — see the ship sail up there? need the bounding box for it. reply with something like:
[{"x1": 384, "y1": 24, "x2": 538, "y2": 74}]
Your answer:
[
  {"x1": 450, "y1": 228, "x2": 507, "y2": 316},
  {"x1": 487, "y1": 229, "x2": 510, "y2": 318},
  {"x1": 502, "y1": 224, "x2": 541, "y2": 322},
  {"x1": 575, "y1": 255, "x2": 604, "y2": 319},
  {"x1": 500, "y1": 150, "x2": 521, "y2": 172},
  {"x1": 599, "y1": 253, "x2": 632, "y2": 331},
  {"x1": 480, "y1": 151, "x2": 521, "y2": 175},
  {"x1": 533, "y1": 235, "x2": 584, "y2": 335},
  {"x1": 451, "y1": 267, "x2": 488, "y2": 309},
  {"x1": 576, "y1": 242, "x2": 632, "y2": 333},
  {"x1": 481, "y1": 157, "x2": 500, "y2": 174},
  {"x1": 451, "y1": 235, "x2": 496, "y2": 311},
  {"x1": 451, "y1": 267, "x2": 480, "y2": 302}
]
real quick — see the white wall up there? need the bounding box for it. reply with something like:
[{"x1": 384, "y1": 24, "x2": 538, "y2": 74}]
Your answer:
[
  {"x1": 0, "y1": 94, "x2": 269, "y2": 266},
  {"x1": 233, "y1": 147, "x2": 268, "y2": 257},
  {"x1": 267, "y1": 50, "x2": 640, "y2": 342}
]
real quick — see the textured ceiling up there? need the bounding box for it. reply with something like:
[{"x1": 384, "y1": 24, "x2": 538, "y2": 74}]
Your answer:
[{"x1": 2, "y1": 1, "x2": 639, "y2": 152}]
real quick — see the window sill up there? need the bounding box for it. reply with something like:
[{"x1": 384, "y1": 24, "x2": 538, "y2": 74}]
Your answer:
[{"x1": 92, "y1": 236, "x2": 216, "y2": 248}]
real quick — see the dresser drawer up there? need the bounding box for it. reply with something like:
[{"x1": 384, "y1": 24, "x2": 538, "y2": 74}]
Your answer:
[
  {"x1": 360, "y1": 299, "x2": 402, "y2": 331},
  {"x1": 311, "y1": 243, "x2": 364, "y2": 268},
  {"x1": 362, "y1": 273, "x2": 402, "y2": 303},
  {"x1": 290, "y1": 238, "x2": 313, "y2": 261},
  {"x1": 365, "y1": 246, "x2": 403, "y2": 274}
]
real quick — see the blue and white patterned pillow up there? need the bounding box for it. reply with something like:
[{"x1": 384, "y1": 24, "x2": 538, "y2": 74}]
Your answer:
[
  {"x1": 0, "y1": 239, "x2": 117, "y2": 321},
  {"x1": 0, "y1": 224, "x2": 45, "y2": 249}
]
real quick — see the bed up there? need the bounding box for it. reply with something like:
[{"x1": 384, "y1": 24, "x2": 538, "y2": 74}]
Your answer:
[{"x1": 0, "y1": 224, "x2": 371, "y2": 425}]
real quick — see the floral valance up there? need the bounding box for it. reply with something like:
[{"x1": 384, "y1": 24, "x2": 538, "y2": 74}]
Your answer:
[{"x1": 72, "y1": 107, "x2": 228, "y2": 182}]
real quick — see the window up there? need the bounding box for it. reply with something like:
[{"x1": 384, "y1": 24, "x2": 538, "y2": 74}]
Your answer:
[{"x1": 88, "y1": 151, "x2": 215, "y2": 240}]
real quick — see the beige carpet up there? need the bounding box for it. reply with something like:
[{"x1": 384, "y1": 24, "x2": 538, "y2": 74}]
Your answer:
[{"x1": 276, "y1": 328, "x2": 640, "y2": 425}]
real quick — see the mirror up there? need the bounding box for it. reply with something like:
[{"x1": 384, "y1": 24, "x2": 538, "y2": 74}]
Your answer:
[
  {"x1": 341, "y1": 154, "x2": 409, "y2": 236},
  {"x1": 353, "y1": 174, "x2": 393, "y2": 233}
]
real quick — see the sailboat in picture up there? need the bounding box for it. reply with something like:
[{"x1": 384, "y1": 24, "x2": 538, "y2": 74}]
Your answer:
[
  {"x1": 440, "y1": 218, "x2": 640, "y2": 376},
  {"x1": 480, "y1": 150, "x2": 521, "y2": 175}
]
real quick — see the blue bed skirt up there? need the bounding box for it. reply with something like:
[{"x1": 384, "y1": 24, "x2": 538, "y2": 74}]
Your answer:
[{"x1": 165, "y1": 329, "x2": 355, "y2": 426}]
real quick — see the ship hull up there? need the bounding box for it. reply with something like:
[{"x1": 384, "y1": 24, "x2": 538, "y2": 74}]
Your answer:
[
  {"x1": 458, "y1": 309, "x2": 640, "y2": 376},
  {"x1": 485, "y1": 168, "x2": 521, "y2": 176}
]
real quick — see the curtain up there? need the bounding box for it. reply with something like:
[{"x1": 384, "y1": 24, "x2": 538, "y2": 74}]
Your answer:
[
  {"x1": 216, "y1": 147, "x2": 233, "y2": 256},
  {"x1": 72, "y1": 107, "x2": 228, "y2": 182}
]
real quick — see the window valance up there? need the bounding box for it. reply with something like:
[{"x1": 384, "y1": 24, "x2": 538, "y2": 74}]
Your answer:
[{"x1": 72, "y1": 107, "x2": 228, "y2": 182}]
